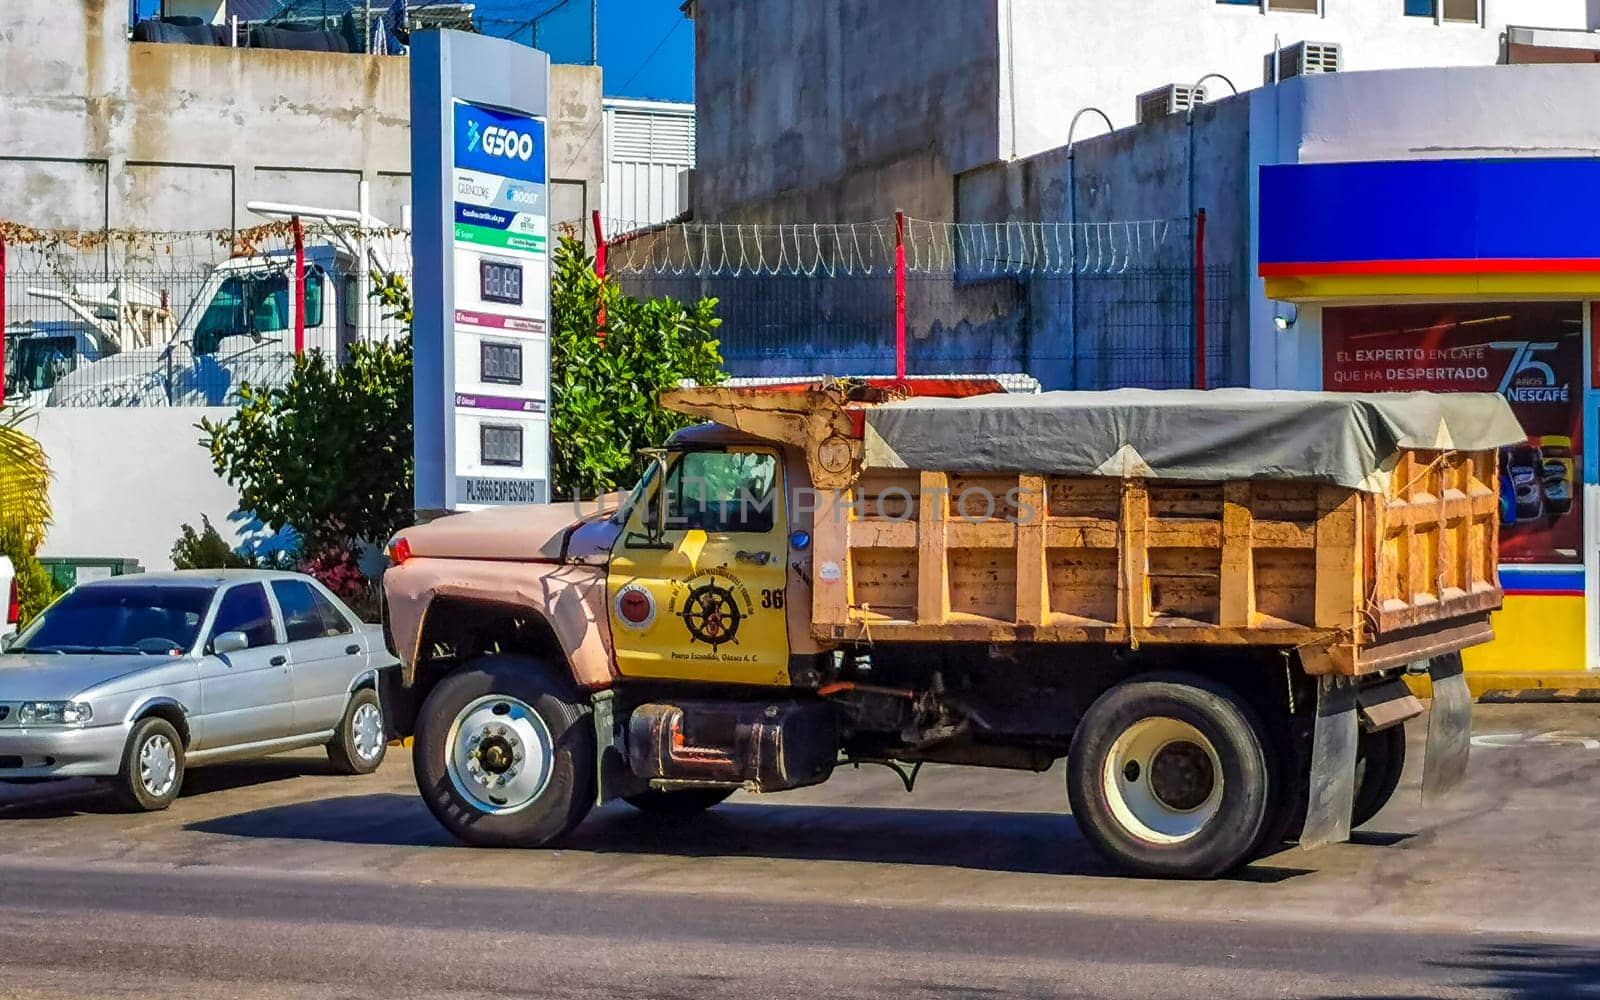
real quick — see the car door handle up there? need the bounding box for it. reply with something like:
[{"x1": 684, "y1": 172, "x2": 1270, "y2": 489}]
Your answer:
[
  {"x1": 270, "y1": 655, "x2": 287, "y2": 667},
  {"x1": 735, "y1": 550, "x2": 772, "y2": 566},
  {"x1": 345, "y1": 644, "x2": 361, "y2": 655}
]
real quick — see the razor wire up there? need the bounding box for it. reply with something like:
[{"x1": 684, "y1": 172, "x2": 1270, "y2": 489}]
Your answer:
[{"x1": 603, "y1": 217, "x2": 1180, "y2": 278}]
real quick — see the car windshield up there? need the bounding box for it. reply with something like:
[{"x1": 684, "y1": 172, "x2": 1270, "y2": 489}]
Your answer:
[{"x1": 10, "y1": 584, "x2": 216, "y2": 655}]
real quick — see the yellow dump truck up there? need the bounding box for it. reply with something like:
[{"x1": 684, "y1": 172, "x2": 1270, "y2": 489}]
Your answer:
[{"x1": 382, "y1": 382, "x2": 1522, "y2": 878}]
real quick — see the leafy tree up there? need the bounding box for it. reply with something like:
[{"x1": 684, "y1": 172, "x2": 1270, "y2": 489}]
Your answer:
[
  {"x1": 200, "y1": 336, "x2": 414, "y2": 553},
  {"x1": 201, "y1": 236, "x2": 723, "y2": 564},
  {"x1": 549, "y1": 235, "x2": 724, "y2": 498}
]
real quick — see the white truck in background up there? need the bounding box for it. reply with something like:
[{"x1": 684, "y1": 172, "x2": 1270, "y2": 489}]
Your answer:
[{"x1": 6, "y1": 197, "x2": 411, "y2": 407}]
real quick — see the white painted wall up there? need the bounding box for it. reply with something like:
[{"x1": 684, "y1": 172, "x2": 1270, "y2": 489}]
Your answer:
[
  {"x1": 1005, "y1": 0, "x2": 1595, "y2": 160},
  {"x1": 19, "y1": 407, "x2": 250, "y2": 572}
]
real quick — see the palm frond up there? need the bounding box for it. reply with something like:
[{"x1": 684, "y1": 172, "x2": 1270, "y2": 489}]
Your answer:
[{"x1": 0, "y1": 408, "x2": 52, "y2": 549}]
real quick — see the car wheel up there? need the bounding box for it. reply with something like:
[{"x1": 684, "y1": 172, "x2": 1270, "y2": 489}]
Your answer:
[
  {"x1": 113, "y1": 717, "x2": 185, "y2": 812},
  {"x1": 327, "y1": 687, "x2": 388, "y2": 776},
  {"x1": 413, "y1": 654, "x2": 595, "y2": 848},
  {"x1": 1067, "y1": 673, "x2": 1271, "y2": 879},
  {"x1": 622, "y1": 788, "x2": 735, "y2": 816}
]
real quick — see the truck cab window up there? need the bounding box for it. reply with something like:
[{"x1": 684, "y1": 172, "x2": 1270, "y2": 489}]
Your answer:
[
  {"x1": 665, "y1": 451, "x2": 776, "y2": 533},
  {"x1": 192, "y1": 270, "x2": 323, "y2": 355}
]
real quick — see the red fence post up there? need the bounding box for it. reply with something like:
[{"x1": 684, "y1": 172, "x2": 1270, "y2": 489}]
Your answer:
[
  {"x1": 894, "y1": 210, "x2": 907, "y2": 380},
  {"x1": 0, "y1": 231, "x2": 7, "y2": 409},
  {"x1": 1194, "y1": 208, "x2": 1207, "y2": 390},
  {"x1": 291, "y1": 216, "x2": 306, "y2": 356},
  {"x1": 591, "y1": 209, "x2": 608, "y2": 335}
]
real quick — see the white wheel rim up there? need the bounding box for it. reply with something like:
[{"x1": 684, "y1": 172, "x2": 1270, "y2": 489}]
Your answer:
[
  {"x1": 352, "y1": 702, "x2": 385, "y2": 762},
  {"x1": 444, "y1": 695, "x2": 554, "y2": 816},
  {"x1": 1102, "y1": 716, "x2": 1223, "y2": 845},
  {"x1": 139, "y1": 734, "x2": 178, "y2": 799}
]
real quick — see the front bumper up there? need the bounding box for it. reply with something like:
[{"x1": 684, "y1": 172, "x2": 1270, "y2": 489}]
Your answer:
[{"x1": 0, "y1": 723, "x2": 131, "y2": 779}]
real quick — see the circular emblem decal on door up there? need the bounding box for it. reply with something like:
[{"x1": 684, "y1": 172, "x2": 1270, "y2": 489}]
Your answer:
[
  {"x1": 614, "y1": 583, "x2": 657, "y2": 630},
  {"x1": 680, "y1": 581, "x2": 742, "y2": 648}
]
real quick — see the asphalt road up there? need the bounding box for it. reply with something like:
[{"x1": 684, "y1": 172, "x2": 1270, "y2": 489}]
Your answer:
[{"x1": 2, "y1": 702, "x2": 1599, "y2": 998}]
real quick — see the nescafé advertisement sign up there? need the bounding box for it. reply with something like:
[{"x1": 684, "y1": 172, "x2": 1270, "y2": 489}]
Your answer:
[{"x1": 1323, "y1": 302, "x2": 1582, "y2": 565}]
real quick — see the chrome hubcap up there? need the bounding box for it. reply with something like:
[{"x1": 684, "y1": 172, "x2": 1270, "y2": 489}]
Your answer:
[
  {"x1": 139, "y1": 734, "x2": 178, "y2": 798},
  {"x1": 352, "y1": 702, "x2": 385, "y2": 762},
  {"x1": 1103, "y1": 717, "x2": 1223, "y2": 845},
  {"x1": 445, "y1": 695, "x2": 554, "y2": 815}
]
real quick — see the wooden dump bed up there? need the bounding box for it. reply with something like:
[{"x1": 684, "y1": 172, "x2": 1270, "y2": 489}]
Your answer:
[{"x1": 806, "y1": 451, "x2": 1500, "y2": 674}]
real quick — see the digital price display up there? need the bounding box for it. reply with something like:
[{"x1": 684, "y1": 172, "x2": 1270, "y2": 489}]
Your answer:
[
  {"x1": 480, "y1": 341, "x2": 524, "y2": 385},
  {"x1": 479, "y1": 258, "x2": 524, "y2": 305},
  {"x1": 480, "y1": 424, "x2": 524, "y2": 467}
]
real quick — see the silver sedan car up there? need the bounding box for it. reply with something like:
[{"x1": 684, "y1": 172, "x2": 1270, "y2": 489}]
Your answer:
[{"x1": 0, "y1": 570, "x2": 397, "y2": 810}]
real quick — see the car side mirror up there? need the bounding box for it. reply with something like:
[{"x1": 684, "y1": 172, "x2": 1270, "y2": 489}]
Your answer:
[
  {"x1": 211, "y1": 631, "x2": 249, "y2": 656},
  {"x1": 0, "y1": 633, "x2": 15, "y2": 652}
]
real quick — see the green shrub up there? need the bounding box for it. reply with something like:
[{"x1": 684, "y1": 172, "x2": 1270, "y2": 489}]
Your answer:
[
  {"x1": 171, "y1": 515, "x2": 255, "y2": 570},
  {"x1": 0, "y1": 526, "x2": 62, "y2": 626}
]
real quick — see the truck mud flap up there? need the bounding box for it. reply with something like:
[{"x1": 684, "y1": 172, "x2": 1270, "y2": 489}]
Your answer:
[
  {"x1": 1301, "y1": 675, "x2": 1358, "y2": 851},
  {"x1": 1422, "y1": 653, "x2": 1471, "y2": 804}
]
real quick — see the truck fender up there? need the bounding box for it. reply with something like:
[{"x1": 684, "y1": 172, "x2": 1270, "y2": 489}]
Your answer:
[{"x1": 389, "y1": 562, "x2": 617, "y2": 691}]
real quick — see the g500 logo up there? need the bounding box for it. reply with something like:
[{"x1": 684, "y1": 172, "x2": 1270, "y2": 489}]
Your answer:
[{"x1": 468, "y1": 120, "x2": 536, "y2": 161}]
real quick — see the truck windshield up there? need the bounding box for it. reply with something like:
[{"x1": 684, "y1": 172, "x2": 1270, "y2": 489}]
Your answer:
[
  {"x1": 191, "y1": 269, "x2": 324, "y2": 355},
  {"x1": 12, "y1": 584, "x2": 215, "y2": 655}
]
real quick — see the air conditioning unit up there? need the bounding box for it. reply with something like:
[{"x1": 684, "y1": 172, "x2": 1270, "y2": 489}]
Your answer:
[
  {"x1": 1266, "y1": 41, "x2": 1342, "y2": 84},
  {"x1": 1136, "y1": 84, "x2": 1207, "y2": 124}
]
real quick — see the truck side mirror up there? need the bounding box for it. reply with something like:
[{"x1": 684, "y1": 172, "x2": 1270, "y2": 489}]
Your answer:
[{"x1": 627, "y1": 450, "x2": 673, "y2": 550}]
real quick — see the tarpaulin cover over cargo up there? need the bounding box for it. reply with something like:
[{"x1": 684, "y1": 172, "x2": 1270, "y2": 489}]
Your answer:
[{"x1": 859, "y1": 389, "x2": 1526, "y2": 494}]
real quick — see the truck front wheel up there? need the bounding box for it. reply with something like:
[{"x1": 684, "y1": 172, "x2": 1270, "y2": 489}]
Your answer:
[
  {"x1": 1067, "y1": 674, "x2": 1271, "y2": 879},
  {"x1": 413, "y1": 655, "x2": 595, "y2": 848}
]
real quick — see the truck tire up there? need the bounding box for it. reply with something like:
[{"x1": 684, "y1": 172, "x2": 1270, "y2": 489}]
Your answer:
[
  {"x1": 1351, "y1": 724, "x2": 1407, "y2": 829},
  {"x1": 623, "y1": 788, "x2": 735, "y2": 816},
  {"x1": 412, "y1": 655, "x2": 595, "y2": 848},
  {"x1": 1067, "y1": 674, "x2": 1271, "y2": 878}
]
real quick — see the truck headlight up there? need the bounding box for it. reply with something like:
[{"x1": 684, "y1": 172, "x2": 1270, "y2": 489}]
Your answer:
[{"x1": 17, "y1": 701, "x2": 93, "y2": 726}]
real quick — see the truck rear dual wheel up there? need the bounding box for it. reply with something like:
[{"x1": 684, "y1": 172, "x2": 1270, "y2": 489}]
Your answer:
[
  {"x1": 1067, "y1": 674, "x2": 1271, "y2": 879},
  {"x1": 1351, "y1": 724, "x2": 1407, "y2": 829},
  {"x1": 413, "y1": 655, "x2": 595, "y2": 848}
]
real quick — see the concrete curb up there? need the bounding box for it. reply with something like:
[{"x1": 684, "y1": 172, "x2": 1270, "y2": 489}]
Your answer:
[{"x1": 1405, "y1": 672, "x2": 1600, "y2": 702}]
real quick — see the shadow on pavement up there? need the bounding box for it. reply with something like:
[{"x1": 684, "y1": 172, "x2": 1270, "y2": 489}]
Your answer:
[
  {"x1": 1310, "y1": 941, "x2": 1600, "y2": 999},
  {"x1": 0, "y1": 757, "x2": 334, "y2": 819},
  {"x1": 186, "y1": 794, "x2": 1316, "y2": 882}
]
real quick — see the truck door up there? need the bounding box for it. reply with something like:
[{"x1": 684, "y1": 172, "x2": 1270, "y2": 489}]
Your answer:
[{"x1": 608, "y1": 446, "x2": 792, "y2": 686}]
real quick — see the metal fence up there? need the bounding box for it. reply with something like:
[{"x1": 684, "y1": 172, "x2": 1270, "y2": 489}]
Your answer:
[
  {"x1": 3, "y1": 214, "x2": 1231, "y2": 407},
  {"x1": 1, "y1": 221, "x2": 410, "y2": 408},
  {"x1": 611, "y1": 217, "x2": 1233, "y2": 391}
]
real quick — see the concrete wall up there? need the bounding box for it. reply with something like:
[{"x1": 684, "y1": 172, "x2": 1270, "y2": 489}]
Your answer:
[
  {"x1": 692, "y1": 0, "x2": 1594, "y2": 223},
  {"x1": 0, "y1": 0, "x2": 604, "y2": 234},
  {"x1": 1004, "y1": 0, "x2": 1593, "y2": 161},
  {"x1": 958, "y1": 94, "x2": 1253, "y2": 390},
  {"x1": 691, "y1": 0, "x2": 1003, "y2": 222},
  {"x1": 20, "y1": 407, "x2": 250, "y2": 572}
]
